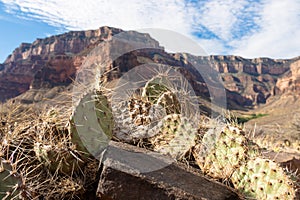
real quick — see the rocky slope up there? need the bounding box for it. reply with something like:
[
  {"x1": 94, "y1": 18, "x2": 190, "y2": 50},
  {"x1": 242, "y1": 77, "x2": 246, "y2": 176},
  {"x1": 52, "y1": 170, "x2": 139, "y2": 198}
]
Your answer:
[{"x1": 244, "y1": 59, "x2": 300, "y2": 149}]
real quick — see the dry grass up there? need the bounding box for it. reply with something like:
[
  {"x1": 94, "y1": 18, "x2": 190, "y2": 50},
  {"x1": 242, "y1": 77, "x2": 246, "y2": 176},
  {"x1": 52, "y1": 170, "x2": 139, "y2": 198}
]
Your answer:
[{"x1": 0, "y1": 101, "x2": 99, "y2": 199}]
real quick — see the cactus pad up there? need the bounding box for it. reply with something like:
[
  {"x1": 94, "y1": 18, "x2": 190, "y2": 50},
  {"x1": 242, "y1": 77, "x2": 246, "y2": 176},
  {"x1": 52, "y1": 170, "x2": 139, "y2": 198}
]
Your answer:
[
  {"x1": 150, "y1": 114, "x2": 197, "y2": 160},
  {"x1": 0, "y1": 159, "x2": 22, "y2": 200},
  {"x1": 156, "y1": 91, "x2": 181, "y2": 114},
  {"x1": 70, "y1": 90, "x2": 113, "y2": 157},
  {"x1": 231, "y1": 157, "x2": 296, "y2": 200},
  {"x1": 193, "y1": 125, "x2": 259, "y2": 179},
  {"x1": 112, "y1": 95, "x2": 164, "y2": 141},
  {"x1": 141, "y1": 76, "x2": 171, "y2": 103}
]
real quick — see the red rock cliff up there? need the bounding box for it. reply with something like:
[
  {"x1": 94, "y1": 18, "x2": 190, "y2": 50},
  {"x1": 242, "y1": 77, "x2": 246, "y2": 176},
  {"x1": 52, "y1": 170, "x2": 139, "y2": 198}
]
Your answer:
[{"x1": 0, "y1": 26, "x2": 299, "y2": 109}]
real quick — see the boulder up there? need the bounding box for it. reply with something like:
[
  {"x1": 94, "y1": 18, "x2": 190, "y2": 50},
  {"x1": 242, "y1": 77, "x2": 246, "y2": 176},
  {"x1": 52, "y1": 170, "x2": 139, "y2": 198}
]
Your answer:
[{"x1": 97, "y1": 141, "x2": 242, "y2": 200}]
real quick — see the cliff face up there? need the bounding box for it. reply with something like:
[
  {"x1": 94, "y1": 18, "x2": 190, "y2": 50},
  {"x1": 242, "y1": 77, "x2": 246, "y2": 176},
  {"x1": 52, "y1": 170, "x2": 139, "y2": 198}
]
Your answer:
[
  {"x1": 276, "y1": 59, "x2": 300, "y2": 94},
  {"x1": 0, "y1": 26, "x2": 299, "y2": 109},
  {"x1": 4, "y1": 27, "x2": 123, "y2": 64},
  {"x1": 0, "y1": 26, "x2": 123, "y2": 101},
  {"x1": 113, "y1": 51, "x2": 299, "y2": 108},
  {"x1": 201, "y1": 55, "x2": 295, "y2": 107}
]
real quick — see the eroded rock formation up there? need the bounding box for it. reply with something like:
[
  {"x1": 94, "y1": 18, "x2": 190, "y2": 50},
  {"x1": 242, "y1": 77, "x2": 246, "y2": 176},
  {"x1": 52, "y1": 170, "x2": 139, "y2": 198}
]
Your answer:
[{"x1": 0, "y1": 26, "x2": 299, "y2": 109}]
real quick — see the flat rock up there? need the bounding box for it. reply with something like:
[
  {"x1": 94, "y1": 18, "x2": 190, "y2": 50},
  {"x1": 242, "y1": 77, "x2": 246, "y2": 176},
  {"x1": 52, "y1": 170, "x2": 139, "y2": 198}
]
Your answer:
[{"x1": 97, "y1": 141, "x2": 242, "y2": 200}]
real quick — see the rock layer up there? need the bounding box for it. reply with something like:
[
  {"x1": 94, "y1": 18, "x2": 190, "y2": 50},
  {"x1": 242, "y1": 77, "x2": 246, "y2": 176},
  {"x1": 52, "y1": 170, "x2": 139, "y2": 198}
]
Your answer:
[
  {"x1": 0, "y1": 26, "x2": 123, "y2": 101},
  {"x1": 0, "y1": 26, "x2": 299, "y2": 109}
]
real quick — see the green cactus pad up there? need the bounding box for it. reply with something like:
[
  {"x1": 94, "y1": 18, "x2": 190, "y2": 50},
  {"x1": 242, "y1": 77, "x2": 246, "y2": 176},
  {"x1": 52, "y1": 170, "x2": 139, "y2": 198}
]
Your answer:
[
  {"x1": 141, "y1": 76, "x2": 182, "y2": 115},
  {"x1": 141, "y1": 76, "x2": 172, "y2": 103},
  {"x1": 150, "y1": 114, "x2": 197, "y2": 160},
  {"x1": 193, "y1": 125, "x2": 260, "y2": 179},
  {"x1": 70, "y1": 90, "x2": 113, "y2": 159},
  {"x1": 156, "y1": 91, "x2": 181, "y2": 114},
  {"x1": 0, "y1": 159, "x2": 21, "y2": 200},
  {"x1": 231, "y1": 157, "x2": 296, "y2": 200}
]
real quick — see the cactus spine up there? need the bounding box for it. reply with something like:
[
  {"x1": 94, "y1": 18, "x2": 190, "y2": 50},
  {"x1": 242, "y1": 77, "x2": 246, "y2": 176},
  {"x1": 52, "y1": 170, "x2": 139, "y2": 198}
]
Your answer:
[{"x1": 112, "y1": 94, "x2": 163, "y2": 141}]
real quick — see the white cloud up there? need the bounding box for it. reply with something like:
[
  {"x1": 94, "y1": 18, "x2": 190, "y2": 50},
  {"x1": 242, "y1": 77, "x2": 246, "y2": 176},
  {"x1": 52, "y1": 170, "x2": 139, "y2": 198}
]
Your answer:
[
  {"x1": 0, "y1": 0, "x2": 299, "y2": 58},
  {"x1": 195, "y1": 0, "x2": 247, "y2": 40},
  {"x1": 232, "y1": 0, "x2": 300, "y2": 58},
  {"x1": 1, "y1": 0, "x2": 191, "y2": 33}
]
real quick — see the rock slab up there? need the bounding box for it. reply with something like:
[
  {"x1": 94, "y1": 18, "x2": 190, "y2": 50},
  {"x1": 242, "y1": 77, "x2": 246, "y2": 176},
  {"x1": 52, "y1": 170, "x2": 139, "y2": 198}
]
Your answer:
[{"x1": 97, "y1": 141, "x2": 242, "y2": 200}]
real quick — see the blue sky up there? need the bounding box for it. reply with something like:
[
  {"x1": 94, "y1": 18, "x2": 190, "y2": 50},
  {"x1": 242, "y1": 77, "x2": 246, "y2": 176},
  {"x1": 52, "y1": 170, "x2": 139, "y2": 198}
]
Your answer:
[
  {"x1": 0, "y1": 1, "x2": 61, "y2": 62},
  {"x1": 0, "y1": 0, "x2": 299, "y2": 63}
]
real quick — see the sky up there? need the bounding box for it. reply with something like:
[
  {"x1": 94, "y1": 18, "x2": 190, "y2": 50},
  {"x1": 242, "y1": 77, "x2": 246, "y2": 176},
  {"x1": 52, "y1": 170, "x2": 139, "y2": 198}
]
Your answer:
[{"x1": 0, "y1": 0, "x2": 299, "y2": 63}]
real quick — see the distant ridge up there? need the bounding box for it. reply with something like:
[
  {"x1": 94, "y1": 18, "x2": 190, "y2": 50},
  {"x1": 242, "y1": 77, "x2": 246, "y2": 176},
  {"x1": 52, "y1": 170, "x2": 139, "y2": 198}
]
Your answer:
[{"x1": 0, "y1": 26, "x2": 299, "y2": 109}]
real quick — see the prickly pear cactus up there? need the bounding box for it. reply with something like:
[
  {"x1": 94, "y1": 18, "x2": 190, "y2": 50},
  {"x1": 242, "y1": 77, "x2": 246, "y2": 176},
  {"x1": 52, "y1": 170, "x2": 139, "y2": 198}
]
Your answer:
[
  {"x1": 193, "y1": 125, "x2": 260, "y2": 179},
  {"x1": 142, "y1": 76, "x2": 171, "y2": 103},
  {"x1": 0, "y1": 94, "x2": 104, "y2": 198},
  {"x1": 70, "y1": 90, "x2": 114, "y2": 158},
  {"x1": 156, "y1": 91, "x2": 181, "y2": 114},
  {"x1": 128, "y1": 96, "x2": 152, "y2": 126},
  {"x1": 0, "y1": 159, "x2": 21, "y2": 200},
  {"x1": 150, "y1": 114, "x2": 197, "y2": 160},
  {"x1": 112, "y1": 94, "x2": 164, "y2": 142},
  {"x1": 33, "y1": 141, "x2": 85, "y2": 175},
  {"x1": 142, "y1": 76, "x2": 181, "y2": 115},
  {"x1": 231, "y1": 157, "x2": 296, "y2": 200}
]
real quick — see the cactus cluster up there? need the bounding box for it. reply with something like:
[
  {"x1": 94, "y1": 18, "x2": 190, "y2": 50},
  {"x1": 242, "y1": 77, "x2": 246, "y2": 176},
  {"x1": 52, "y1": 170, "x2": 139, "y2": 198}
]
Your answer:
[
  {"x1": 0, "y1": 69, "x2": 297, "y2": 200},
  {"x1": 111, "y1": 74, "x2": 184, "y2": 142},
  {"x1": 0, "y1": 99, "x2": 100, "y2": 199},
  {"x1": 193, "y1": 123, "x2": 296, "y2": 199},
  {"x1": 120, "y1": 75, "x2": 198, "y2": 160},
  {"x1": 110, "y1": 73, "x2": 297, "y2": 200}
]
